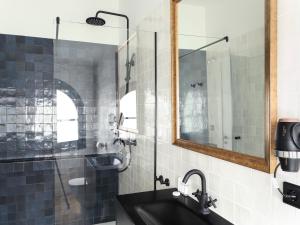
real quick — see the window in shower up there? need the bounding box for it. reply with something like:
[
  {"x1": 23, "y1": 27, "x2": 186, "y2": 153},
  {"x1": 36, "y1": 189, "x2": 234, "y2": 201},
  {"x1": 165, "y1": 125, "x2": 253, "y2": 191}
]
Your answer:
[
  {"x1": 119, "y1": 90, "x2": 137, "y2": 131},
  {"x1": 56, "y1": 90, "x2": 79, "y2": 143}
]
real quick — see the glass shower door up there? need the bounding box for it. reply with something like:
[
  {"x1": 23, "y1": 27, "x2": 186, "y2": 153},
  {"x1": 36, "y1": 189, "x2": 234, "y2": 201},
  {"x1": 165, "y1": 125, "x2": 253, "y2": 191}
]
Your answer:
[
  {"x1": 53, "y1": 23, "x2": 157, "y2": 225},
  {"x1": 0, "y1": 21, "x2": 156, "y2": 225}
]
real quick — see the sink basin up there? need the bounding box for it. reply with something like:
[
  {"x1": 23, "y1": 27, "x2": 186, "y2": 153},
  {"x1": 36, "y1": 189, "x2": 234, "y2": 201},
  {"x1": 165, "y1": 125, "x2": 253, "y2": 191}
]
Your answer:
[
  {"x1": 135, "y1": 200, "x2": 209, "y2": 225},
  {"x1": 86, "y1": 154, "x2": 122, "y2": 170},
  {"x1": 117, "y1": 188, "x2": 233, "y2": 225}
]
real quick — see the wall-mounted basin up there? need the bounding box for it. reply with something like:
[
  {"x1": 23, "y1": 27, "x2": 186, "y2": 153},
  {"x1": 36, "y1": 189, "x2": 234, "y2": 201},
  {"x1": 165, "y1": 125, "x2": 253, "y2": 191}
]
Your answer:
[
  {"x1": 117, "y1": 188, "x2": 233, "y2": 225},
  {"x1": 135, "y1": 200, "x2": 209, "y2": 225},
  {"x1": 86, "y1": 154, "x2": 122, "y2": 170}
]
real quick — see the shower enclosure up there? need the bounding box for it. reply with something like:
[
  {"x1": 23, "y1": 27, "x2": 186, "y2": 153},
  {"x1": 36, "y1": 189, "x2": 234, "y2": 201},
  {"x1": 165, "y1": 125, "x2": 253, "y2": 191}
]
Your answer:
[{"x1": 0, "y1": 20, "x2": 157, "y2": 225}]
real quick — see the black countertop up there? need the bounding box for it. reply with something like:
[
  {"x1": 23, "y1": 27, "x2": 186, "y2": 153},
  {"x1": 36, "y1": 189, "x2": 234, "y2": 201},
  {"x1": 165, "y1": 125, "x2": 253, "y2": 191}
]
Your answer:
[{"x1": 117, "y1": 188, "x2": 233, "y2": 225}]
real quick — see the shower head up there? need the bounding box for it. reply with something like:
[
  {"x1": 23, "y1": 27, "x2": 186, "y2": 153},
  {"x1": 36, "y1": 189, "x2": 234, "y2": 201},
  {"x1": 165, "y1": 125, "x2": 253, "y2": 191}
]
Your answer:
[{"x1": 86, "y1": 16, "x2": 106, "y2": 26}]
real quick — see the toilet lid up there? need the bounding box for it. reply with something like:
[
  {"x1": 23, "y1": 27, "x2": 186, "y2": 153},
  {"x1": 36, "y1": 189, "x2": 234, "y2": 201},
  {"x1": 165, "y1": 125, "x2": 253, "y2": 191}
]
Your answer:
[{"x1": 68, "y1": 177, "x2": 87, "y2": 186}]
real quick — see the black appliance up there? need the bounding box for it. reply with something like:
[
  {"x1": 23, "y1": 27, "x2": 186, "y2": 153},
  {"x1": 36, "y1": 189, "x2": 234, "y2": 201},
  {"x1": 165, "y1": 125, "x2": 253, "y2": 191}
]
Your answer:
[{"x1": 275, "y1": 118, "x2": 300, "y2": 172}]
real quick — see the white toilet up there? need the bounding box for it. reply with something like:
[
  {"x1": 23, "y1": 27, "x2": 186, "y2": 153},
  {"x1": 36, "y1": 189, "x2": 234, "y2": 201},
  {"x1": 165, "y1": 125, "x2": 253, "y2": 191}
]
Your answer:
[{"x1": 68, "y1": 177, "x2": 87, "y2": 205}]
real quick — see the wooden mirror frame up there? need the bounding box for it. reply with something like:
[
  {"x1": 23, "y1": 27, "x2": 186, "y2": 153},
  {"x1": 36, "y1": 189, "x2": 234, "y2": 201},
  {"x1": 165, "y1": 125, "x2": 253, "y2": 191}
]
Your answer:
[{"x1": 171, "y1": 0, "x2": 277, "y2": 173}]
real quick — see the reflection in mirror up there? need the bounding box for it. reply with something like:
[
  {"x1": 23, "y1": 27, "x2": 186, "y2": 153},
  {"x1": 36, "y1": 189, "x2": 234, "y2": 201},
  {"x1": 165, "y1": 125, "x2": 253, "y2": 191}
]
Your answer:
[{"x1": 177, "y1": 0, "x2": 265, "y2": 158}]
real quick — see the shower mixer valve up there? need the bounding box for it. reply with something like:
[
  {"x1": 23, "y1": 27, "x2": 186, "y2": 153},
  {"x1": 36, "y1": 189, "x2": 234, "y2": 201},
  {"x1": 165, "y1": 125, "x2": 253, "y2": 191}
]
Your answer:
[{"x1": 155, "y1": 175, "x2": 170, "y2": 186}]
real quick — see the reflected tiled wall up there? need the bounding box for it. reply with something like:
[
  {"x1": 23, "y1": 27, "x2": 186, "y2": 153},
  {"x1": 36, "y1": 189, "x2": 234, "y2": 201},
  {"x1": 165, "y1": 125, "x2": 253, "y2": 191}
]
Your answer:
[
  {"x1": 0, "y1": 34, "x2": 118, "y2": 159},
  {"x1": 0, "y1": 155, "x2": 119, "y2": 225},
  {"x1": 0, "y1": 160, "x2": 55, "y2": 225},
  {"x1": 0, "y1": 34, "x2": 54, "y2": 159},
  {"x1": 55, "y1": 157, "x2": 118, "y2": 225},
  {"x1": 85, "y1": 156, "x2": 119, "y2": 224},
  {"x1": 54, "y1": 40, "x2": 117, "y2": 151},
  {"x1": 230, "y1": 28, "x2": 265, "y2": 157},
  {"x1": 0, "y1": 34, "x2": 119, "y2": 225},
  {"x1": 179, "y1": 49, "x2": 208, "y2": 144}
]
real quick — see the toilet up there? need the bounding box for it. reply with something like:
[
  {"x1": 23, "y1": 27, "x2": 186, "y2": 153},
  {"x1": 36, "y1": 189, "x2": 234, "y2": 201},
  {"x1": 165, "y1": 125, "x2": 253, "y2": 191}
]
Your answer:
[{"x1": 68, "y1": 177, "x2": 87, "y2": 206}]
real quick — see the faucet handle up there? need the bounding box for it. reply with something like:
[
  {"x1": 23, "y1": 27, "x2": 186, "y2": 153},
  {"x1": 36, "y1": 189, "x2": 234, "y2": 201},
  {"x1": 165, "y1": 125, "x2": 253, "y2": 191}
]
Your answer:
[
  {"x1": 192, "y1": 189, "x2": 202, "y2": 197},
  {"x1": 207, "y1": 196, "x2": 217, "y2": 208}
]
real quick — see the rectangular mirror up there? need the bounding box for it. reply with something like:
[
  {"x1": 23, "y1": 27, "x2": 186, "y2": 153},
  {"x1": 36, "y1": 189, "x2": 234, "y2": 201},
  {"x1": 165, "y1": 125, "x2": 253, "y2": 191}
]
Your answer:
[{"x1": 171, "y1": 0, "x2": 277, "y2": 172}]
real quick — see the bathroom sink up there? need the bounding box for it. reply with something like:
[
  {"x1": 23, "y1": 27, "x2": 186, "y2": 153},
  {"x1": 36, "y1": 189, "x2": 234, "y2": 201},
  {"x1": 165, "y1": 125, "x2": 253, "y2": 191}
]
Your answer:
[
  {"x1": 117, "y1": 189, "x2": 233, "y2": 225},
  {"x1": 135, "y1": 200, "x2": 209, "y2": 225},
  {"x1": 86, "y1": 154, "x2": 122, "y2": 170}
]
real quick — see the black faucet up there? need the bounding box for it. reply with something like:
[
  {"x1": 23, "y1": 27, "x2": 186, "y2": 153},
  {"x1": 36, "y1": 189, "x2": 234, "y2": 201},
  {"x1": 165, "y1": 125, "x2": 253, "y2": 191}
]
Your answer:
[{"x1": 182, "y1": 169, "x2": 217, "y2": 215}]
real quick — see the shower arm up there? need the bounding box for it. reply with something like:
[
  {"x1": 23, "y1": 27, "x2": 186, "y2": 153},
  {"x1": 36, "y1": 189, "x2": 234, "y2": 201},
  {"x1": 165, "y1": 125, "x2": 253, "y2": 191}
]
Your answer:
[
  {"x1": 179, "y1": 36, "x2": 229, "y2": 59},
  {"x1": 95, "y1": 11, "x2": 129, "y2": 58},
  {"x1": 95, "y1": 10, "x2": 131, "y2": 93}
]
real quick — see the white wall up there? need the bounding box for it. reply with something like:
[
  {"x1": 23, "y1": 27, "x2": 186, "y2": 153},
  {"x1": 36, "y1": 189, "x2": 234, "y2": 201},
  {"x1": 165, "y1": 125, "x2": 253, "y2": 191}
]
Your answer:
[
  {"x1": 277, "y1": 0, "x2": 300, "y2": 119},
  {"x1": 177, "y1": 0, "x2": 264, "y2": 50},
  {"x1": 205, "y1": 0, "x2": 264, "y2": 38},
  {"x1": 119, "y1": 0, "x2": 161, "y2": 30},
  {"x1": 178, "y1": 3, "x2": 206, "y2": 49},
  {"x1": 133, "y1": 0, "x2": 300, "y2": 225},
  {"x1": 0, "y1": 0, "x2": 121, "y2": 44},
  {"x1": 118, "y1": 19, "x2": 158, "y2": 195}
]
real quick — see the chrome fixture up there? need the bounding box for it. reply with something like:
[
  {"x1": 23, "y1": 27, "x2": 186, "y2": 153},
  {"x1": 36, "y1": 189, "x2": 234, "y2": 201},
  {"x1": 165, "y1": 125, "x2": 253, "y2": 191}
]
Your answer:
[
  {"x1": 125, "y1": 139, "x2": 137, "y2": 146},
  {"x1": 96, "y1": 142, "x2": 108, "y2": 151}
]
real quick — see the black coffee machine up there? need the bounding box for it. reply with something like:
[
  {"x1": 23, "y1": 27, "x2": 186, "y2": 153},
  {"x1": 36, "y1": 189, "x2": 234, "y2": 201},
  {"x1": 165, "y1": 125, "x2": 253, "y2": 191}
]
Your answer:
[{"x1": 275, "y1": 118, "x2": 300, "y2": 172}]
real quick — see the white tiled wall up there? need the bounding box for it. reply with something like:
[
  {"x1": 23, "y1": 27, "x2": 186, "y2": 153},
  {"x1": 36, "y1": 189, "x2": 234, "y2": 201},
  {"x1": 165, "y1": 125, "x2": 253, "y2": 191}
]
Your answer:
[
  {"x1": 132, "y1": 0, "x2": 300, "y2": 225},
  {"x1": 229, "y1": 28, "x2": 265, "y2": 157},
  {"x1": 118, "y1": 30, "x2": 156, "y2": 195},
  {"x1": 118, "y1": 134, "x2": 155, "y2": 194}
]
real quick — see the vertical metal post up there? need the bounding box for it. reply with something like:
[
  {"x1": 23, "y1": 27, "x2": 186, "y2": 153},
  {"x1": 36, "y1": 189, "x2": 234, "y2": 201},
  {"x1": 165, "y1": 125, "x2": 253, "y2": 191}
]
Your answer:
[
  {"x1": 115, "y1": 52, "x2": 119, "y2": 110},
  {"x1": 154, "y1": 32, "x2": 158, "y2": 191},
  {"x1": 53, "y1": 16, "x2": 71, "y2": 210},
  {"x1": 56, "y1": 17, "x2": 60, "y2": 40}
]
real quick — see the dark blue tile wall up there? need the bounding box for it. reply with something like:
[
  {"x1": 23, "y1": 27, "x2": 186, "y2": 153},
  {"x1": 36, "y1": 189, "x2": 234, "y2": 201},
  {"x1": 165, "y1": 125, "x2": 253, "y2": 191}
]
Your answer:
[
  {"x1": 0, "y1": 155, "x2": 118, "y2": 225},
  {"x1": 0, "y1": 34, "x2": 92, "y2": 159},
  {"x1": 0, "y1": 34, "x2": 55, "y2": 159},
  {"x1": 0, "y1": 160, "x2": 55, "y2": 225},
  {"x1": 85, "y1": 156, "x2": 118, "y2": 224},
  {"x1": 0, "y1": 33, "x2": 119, "y2": 225}
]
